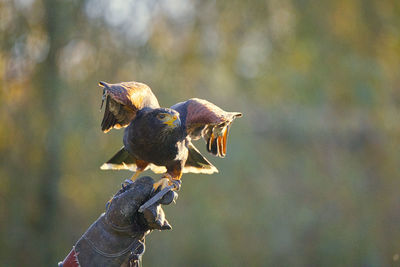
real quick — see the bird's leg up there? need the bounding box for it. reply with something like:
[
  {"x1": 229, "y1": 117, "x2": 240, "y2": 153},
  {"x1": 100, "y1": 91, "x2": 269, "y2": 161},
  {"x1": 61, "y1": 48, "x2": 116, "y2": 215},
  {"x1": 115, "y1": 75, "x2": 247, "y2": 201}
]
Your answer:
[
  {"x1": 128, "y1": 160, "x2": 149, "y2": 183},
  {"x1": 137, "y1": 163, "x2": 183, "y2": 212},
  {"x1": 152, "y1": 175, "x2": 171, "y2": 191},
  {"x1": 129, "y1": 170, "x2": 142, "y2": 182},
  {"x1": 169, "y1": 175, "x2": 182, "y2": 191},
  {"x1": 120, "y1": 169, "x2": 143, "y2": 189},
  {"x1": 169, "y1": 165, "x2": 183, "y2": 190},
  {"x1": 153, "y1": 168, "x2": 183, "y2": 191},
  {"x1": 139, "y1": 174, "x2": 178, "y2": 212},
  {"x1": 167, "y1": 164, "x2": 183, "y2": 190}
]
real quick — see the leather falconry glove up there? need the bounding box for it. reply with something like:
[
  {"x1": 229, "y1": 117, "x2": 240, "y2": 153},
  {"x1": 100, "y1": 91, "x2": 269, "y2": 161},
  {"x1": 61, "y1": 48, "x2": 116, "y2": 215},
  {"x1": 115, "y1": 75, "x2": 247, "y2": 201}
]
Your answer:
[{"x1": 58, "y1": 176, "x2": 177, "y2": 267}]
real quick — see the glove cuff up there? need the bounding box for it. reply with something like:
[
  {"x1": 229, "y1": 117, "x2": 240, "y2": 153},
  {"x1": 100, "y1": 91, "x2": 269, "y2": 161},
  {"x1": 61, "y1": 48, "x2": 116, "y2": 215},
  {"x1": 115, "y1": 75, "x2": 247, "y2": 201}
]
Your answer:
[{"x1": 70, "y1": 214, "x2": 146, "y2": 266}]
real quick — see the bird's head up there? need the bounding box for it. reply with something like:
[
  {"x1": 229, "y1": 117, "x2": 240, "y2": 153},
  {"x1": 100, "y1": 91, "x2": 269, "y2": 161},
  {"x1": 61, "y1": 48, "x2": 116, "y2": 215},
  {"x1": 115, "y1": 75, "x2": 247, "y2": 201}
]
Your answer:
[{"x1": 146, "y1": 108, "x2": 181, "y2": 131}]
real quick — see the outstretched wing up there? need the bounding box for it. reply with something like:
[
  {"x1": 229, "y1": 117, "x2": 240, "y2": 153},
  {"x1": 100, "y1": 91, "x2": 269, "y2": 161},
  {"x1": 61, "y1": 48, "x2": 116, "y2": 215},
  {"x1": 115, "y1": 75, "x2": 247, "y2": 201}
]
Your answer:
[
  {"x1": 171, "y1": 98, "x2": 242, "y2": 158},
  {"x1": 99, "y1": 81, "x2": 160, "y2": 132}
]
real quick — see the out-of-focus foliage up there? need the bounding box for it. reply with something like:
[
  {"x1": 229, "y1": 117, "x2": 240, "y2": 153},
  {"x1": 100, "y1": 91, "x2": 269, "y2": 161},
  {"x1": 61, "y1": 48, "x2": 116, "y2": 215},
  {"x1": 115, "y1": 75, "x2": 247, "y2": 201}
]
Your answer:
[{"x1": 1, "y1": 0, "x2": 400, "y2": 266}]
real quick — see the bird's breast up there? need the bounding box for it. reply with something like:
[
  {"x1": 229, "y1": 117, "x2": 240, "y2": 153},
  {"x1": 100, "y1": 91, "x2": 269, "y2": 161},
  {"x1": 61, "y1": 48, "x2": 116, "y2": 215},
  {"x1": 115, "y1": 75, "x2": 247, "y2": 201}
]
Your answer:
[{"x1": 123, "y1": 125, "x2": 187, "y2": 166}]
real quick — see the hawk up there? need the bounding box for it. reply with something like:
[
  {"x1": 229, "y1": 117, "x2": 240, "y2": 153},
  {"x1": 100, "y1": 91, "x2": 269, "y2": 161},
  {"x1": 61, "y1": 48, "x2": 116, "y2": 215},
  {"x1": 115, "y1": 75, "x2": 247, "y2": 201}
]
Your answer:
[{"x1": 99, "y1": 81, "x2": 242, "y2": 190}]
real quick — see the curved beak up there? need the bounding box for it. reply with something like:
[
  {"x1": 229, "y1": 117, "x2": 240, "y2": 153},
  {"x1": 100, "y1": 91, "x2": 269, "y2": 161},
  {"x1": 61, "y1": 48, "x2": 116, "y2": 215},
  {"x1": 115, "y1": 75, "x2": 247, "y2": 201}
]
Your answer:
[{"x1": 163, "y1": 115, "x2": 180, "y2": 128}]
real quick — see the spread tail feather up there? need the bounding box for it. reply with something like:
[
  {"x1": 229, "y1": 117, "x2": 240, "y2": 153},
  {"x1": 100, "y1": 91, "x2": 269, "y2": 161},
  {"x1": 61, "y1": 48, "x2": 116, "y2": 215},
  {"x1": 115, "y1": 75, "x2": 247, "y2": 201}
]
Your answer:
[
  {"x1": 100, "y1": 147, "x2": 137, "y2": 171},
  {"x1": 183, "y1": 143, "x2": 218, "y2": 174},
  {"x1": 101, "y1": 144, "x2": 218, "y2": 175}
]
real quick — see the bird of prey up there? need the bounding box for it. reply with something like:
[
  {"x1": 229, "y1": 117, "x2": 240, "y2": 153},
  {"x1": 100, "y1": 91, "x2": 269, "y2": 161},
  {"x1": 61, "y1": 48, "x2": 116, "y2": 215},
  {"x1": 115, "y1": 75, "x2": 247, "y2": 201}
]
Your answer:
[{"x1": 99, "y1": 81, "x2": 242, "y2": 190}]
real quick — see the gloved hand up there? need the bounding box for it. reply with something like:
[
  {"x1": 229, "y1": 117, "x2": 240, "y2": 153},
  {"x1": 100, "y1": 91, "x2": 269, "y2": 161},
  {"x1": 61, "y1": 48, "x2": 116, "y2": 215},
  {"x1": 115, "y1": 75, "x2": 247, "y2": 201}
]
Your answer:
[{"x1": 58, "y1": 176, "x2": 177, "y2": 267}]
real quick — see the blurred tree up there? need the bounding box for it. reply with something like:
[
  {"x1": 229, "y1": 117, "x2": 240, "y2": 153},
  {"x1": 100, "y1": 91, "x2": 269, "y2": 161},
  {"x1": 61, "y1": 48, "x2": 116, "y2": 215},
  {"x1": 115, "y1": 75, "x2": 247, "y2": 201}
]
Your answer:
[{"x1": 31, "y1": 0, "x2": 81, "y2": 264}]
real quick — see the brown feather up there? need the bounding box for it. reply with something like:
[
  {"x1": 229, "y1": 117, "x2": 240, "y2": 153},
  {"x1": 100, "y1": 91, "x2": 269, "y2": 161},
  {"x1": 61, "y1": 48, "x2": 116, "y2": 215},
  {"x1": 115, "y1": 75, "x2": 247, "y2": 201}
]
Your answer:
[
  {"x1": 185, "y1": 98, "x2": 226, "y2": 126},
  {"x1": 101, "y1": 97, "x2": 117, "y2": 132},
  {"x1": 222, "y1": 126, "x2": 228, "y2": 156},
  {"x1": 171, "y1": 98, "x2": 242, "y2": 158},
  {"x1": 217, "y1": 136, "x2": 224, "y2": 157},
  {"x1": 99, "y1": 81, "x2": 160, "y2": 132}
]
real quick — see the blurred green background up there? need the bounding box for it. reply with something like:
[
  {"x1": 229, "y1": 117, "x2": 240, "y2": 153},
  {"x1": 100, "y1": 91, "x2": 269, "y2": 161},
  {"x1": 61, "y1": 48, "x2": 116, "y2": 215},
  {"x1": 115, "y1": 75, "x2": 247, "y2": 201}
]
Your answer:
[{"x1": 1, "y1": 0, "x2": 400, "y2": 266}]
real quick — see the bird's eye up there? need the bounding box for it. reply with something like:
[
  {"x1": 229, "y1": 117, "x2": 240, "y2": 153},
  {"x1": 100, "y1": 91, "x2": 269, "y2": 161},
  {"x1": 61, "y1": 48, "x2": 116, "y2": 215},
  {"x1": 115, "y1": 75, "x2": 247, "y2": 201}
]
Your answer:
[{"x1": 157, "y1": 114, "x2": 166, "y2": 120}]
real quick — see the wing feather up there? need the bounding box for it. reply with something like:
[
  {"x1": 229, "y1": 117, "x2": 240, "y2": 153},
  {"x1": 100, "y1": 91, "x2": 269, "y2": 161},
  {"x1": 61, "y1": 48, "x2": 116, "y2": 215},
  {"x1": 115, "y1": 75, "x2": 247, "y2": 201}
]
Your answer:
[
  {"x1": 98, "y1": 81, "x2": 160, "y2": 132},
  {"x1": 171, "y1": 98, "x2": 242, "y2": 158}
]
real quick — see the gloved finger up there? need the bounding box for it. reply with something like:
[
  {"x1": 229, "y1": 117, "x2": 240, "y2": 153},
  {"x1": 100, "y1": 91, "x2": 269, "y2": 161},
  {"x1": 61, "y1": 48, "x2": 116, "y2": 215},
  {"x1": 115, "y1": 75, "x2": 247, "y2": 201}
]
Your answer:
[
  {"x1": 142, "y1": 204, "x2": 172, "y2": 230},
  {"x1": 159, "y1": 190, "x2": 178, "y2": 205},
  {"x1": 138, "y1": 184, "x2": 179, "y2": 212}
]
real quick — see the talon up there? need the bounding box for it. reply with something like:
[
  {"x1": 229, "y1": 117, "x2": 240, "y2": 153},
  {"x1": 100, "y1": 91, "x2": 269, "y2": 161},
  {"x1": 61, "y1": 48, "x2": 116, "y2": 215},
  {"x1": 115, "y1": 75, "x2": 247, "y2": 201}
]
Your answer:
[
  {"x1": 171, "y1": 179, "x2": 181, "y2": 191},
  {"x1": 121, "y1": 183, "x2": 127, "y2": 190},
  {"x1": 124, "y1": 178, "x2": 133, "y2": 185},
  {"x1": 121, "y1": 178, "x2": 134, "y2": 191},
  {"x1": 153, "y1": 177, "x2": 170, "y2": 191},
  {"x1": 123, "y1": 178, "x2": 133, "y2": 187}
]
